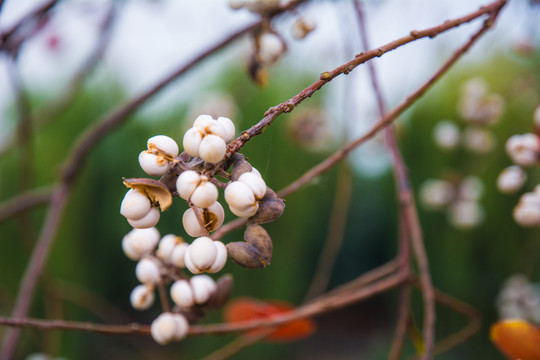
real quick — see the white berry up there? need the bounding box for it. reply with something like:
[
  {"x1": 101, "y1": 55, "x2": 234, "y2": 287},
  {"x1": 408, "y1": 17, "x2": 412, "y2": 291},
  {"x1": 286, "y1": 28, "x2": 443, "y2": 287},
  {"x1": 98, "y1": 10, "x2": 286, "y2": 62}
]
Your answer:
[
  {"x1": 138, "y1": 151, "x2": 169, "y2": 177},
  {"x1": 238, "y1": 172, "x2": 267, "y2": 199},
  {"x1": 191, "y1": 275, "x2": 217, "y2": 304},
  {"x1": 150, "y1": 313, "x2": 188, "y2": 345},
  {"x1": 463, "y1": 127, "x2": 495, "y2": 153},
  {"x1": 199, "y1": 134, "x2": 226, "y2": 164},
  {"x1": 127, "y1": 206, "x2": 160, "y2": 229},
  {"x1": 190, "y1": 180, "x2": 218, "y2": 209},
  {"x1": 419, "y1": 179, "x2": 454, "y2": 210},
  {"x1": 183, "y1": 127, "x2": 204, "y2": 157},
  {"x1": 225, "y1": 181, "x2": 258, "y2": 217},
  {"x1": 433, "y1": 120, "x2": 460, "y2": 150},
  {"x1": 122, "y1": 227, "x2": 160, "y2": 261},
  {"x1": 497, "y1": 166, "x2": 526, "y2": 194},
  {"x1": 534, "y1": 105, "x2": 540, "y2": 128},
  {"x1": 187, "y1": 237, "x2": 216, "y2": 270},
  {"x1": 135, "y1": 257, "x2": 161, "y2": 284},
  {"x1": 130, "y1": 284, "x2": 155, "y2": 310},
  {"x1": 170, "y1": 280, "x2": 195, "y2": 308},
  {"x1": 156, "y1": 234, "x2": 182, "y2": 263},
  {"x1": 182, "y1": 201, "x2": 225, "y2": 237},
  {"x1": 208, "y1": 240, "x2": 227, "y2": 273},
  {"x1": 506, "y1": 133, "x2": 540, "y2": 167},
  {"x1": 147, "y1": 135, "x2": 179, "y2": 158},
  {"x1": 170, "y1": 242, "x2": 189, "y2": 268},
  {"x1": 193, "y1": 114, "x2": 215, "y2": 132},
  {"x1": 448, "y1": 200, "x2": 484, "y2": 229},
  {"x1": 216, "y1": 116, "x2": 235, "y2": 143},
  {"x1": 258, "y1": 32, "x2": 284, "y2": 64},
  {"x1": 458, "y1": 176, "x2": 483, "y2": 201},
  {"x1": 184, "y1": 237, "x2": 227, "y2": 274},
  {"x1": 172, "y1": 314, "x2": 189, "y2": 341},
  {"x1": 120, "y1": 189, "x2": 152, "y2": 220},
  {"x1": 176, "y1": 170, "x2": 202, "y2": 200},
  {"x1": 514, "y1": 203, "x2": 540, "y2": 227}
]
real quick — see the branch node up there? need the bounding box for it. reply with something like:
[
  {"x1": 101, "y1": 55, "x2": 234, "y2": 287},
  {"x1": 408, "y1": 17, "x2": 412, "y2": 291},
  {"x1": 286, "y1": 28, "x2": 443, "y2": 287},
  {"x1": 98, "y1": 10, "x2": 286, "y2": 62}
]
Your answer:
[{"x1": 319, "y1": 72, "x2": 331, "y2": 80}]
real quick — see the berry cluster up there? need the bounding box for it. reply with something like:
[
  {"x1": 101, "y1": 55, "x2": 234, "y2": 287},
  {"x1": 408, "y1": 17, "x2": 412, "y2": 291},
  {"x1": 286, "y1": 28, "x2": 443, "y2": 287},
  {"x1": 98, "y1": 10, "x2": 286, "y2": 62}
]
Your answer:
[
  {"x1": 422, "y1": 78, "x2": 508, "y2": 230},
  {"x1": 497, "y1": 105, "x2": 540, "y2": 226},
  {"x1": 119, "y1": 114, "x2": 285, "y2": 344},
  {"x1": 433, "y1": 77, "x2": 503, "y2": 153},
  {"x1": 229, "y1": 0, "x2": 315, "y2": 87},
  {"x1": 419, "y1": 176, "x2": 484, "y2": 229},
  {"x1": 496, "y1": 274, "x2": 540, "y2": 325}
]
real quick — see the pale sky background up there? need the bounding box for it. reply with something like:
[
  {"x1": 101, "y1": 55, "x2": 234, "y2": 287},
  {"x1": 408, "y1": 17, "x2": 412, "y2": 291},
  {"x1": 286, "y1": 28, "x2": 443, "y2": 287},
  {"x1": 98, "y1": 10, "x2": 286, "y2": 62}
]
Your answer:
[{"x1": 0, "y1": 0, "x2": 537, "y2": 174}]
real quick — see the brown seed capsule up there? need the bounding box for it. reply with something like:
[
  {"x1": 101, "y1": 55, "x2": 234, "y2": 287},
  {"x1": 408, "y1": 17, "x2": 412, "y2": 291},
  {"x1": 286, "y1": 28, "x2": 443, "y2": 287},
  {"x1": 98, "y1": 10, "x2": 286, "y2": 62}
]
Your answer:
[
  {"x1": 206, "y1": 274, "x2": 233, "y2": 309},
  {"x1": 231, "y1": 157, "x2": 253, "y2": 181},
  {"x1": 226, "y1": 224, "x2": 273, "y2": 269},
  {"x1": 248, "y1": 187, "x2": 285, "y2": 224}
]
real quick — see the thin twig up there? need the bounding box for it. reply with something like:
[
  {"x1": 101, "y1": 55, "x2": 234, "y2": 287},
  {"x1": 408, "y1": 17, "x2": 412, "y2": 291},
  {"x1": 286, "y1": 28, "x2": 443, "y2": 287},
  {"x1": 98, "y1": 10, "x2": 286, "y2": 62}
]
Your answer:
[
  {"x1": 312, "y1": 259, "x2": 399, "y2": 302},
  {"x1": 278, "y1": 1, "x2": 506, "y2": 199},
  {"x1": 0, "y1": 317, "x2": 150, "y2": 336},
  {"x1": 388, "y1": 221, "x2": 411, "y2": 360},
  {"x1": 50, "y1": 279, "x2": 177, "y2": 360},
  {"x1": 0, "y1": 272, "x2": 407, "y2": 338},
  {"x1": 352, "y1": 1, "x2": 419, "y2": 357},
  {"x1": 0, "y1": 187, "x2": 54, "y2": 222},
  {"x1": 211, "y1": 217, "x2": 247, "y2": 241},
  {"x1": 408, "y1": 281, "x2": 481, "y2": 359},
  {"x1": 304, "y1": 162, "x2": 353, "y2": 300},
  {"x1": 0, "y1": 185, "x2": 69, "y2": 359},
  {"x1": 0, "y1": 0, "x2": 60, "y2": 55},
  {"x1": 201, "y1": 331, "x2": 274, "y2": 360},
  {"x1": 156, "y1": 280, "x2": 171, "y2": 314},
  {"x1": 226, "y1": 0, "x2": 507, "y2": 160},
  {"x1": 6, "y1": 55, "x2": 38, "y2": 251},
  {"x1": 189, "y1": 201, "x2": 210, "y2": 237}
]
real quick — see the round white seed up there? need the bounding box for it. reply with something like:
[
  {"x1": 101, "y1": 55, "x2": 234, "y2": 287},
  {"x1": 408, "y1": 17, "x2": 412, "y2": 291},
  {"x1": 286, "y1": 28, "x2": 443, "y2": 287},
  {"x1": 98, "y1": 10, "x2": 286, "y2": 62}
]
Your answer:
[
  {"x1": 120, "y1": 189, "x2": 152, "y2": 220},
  {"x1": 190, "y1": 181, "x2": 218, "y2": 209},
  {"x1": 148, "y1": 135, "x2": 179, "y2": 158},
  {"x1": 135, "y1": 257, "x2": 161, "y2": 284},
  {"x1": 130, "y1": 284, "x2": 155, "y2": 311},
  {"x1": 139, "y1": 151, "x2": 169, "y2": 177},
  {"x1": 198, "y1": 134, "x2": 226, "y2": 164},
  {"x1": 127, "y1": 206, "x2": 160, "y2": 229}
]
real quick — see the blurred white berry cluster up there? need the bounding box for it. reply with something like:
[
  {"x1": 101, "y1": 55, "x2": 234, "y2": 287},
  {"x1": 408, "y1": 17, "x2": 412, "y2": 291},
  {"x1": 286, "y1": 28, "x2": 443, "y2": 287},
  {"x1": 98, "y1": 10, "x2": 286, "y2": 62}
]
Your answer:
[
  {"x1": 497, "y1": 105, "x2": 540, "y2": 227},
  {"x1": 433, "y1": 77, "x2": 504, "y2": 153},
  {"x1": 496, "y1": 274, "x2": 540, "y2": 324},
  {"x1": 119, "y1": 114, "x2": 285, "y2": 344},
  {"x1": 419, "y1": 176, "x2": 484, "y2": 229},
  {"x1": 421, "y1": 78, "x2": 507, "y2": 230},
  {"x1": 229, "y1": 0, "x2": 315, "y2": 86}
]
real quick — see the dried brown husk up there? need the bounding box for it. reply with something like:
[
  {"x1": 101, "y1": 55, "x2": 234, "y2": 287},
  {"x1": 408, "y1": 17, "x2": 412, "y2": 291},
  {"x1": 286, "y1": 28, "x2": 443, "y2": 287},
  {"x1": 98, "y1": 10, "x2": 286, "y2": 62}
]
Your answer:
[
  {"x1": 123, "y1": 178, "x2": 173, "y2": 211},
  {"x1": 226, "y1": 224, "x2": 273, "y2": 269},
  {"x1": 249, "y1": 187, "x2": 285, "y2": 224}
]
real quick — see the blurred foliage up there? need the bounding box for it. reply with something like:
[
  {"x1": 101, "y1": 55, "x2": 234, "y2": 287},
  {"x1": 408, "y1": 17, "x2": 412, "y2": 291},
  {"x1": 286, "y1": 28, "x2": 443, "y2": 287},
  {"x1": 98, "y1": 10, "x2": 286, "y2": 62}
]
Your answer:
[{"x1": 0, "y1": 42, "x2": 540, "y2": 360}]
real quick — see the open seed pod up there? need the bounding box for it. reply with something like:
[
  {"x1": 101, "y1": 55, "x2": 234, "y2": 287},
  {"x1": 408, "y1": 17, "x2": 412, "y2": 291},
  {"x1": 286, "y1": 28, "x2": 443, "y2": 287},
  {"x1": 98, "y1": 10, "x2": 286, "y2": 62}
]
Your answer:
[
  {"x1": 123, "y1": 178, "x2": 173, "y2": 211},
  {"x1": 248, "y1": 187, "x2": 285, "y2": 224},
  {"x1": 226, "y1": 224, "x2": 272, "y2": 269}
]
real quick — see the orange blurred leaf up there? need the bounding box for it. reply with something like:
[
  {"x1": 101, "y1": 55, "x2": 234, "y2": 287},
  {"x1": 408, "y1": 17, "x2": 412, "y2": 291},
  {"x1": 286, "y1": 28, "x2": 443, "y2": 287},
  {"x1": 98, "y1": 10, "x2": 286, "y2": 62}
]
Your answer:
[
  {"x1": 223, "y1": 297, "x2": 315, "y2": 342},
  {"x1": 490, "y1": 319, "x2": 540, "y2": 360}
]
